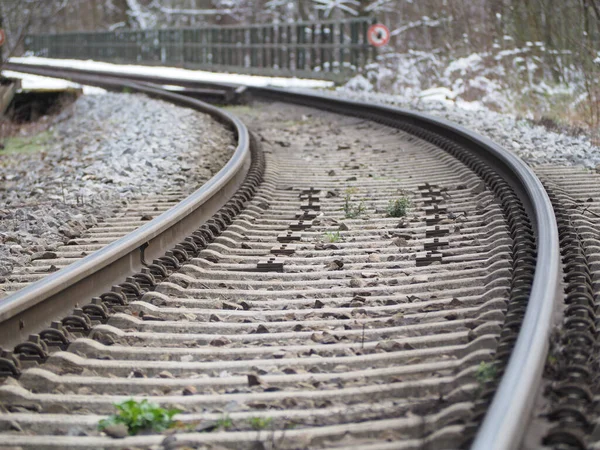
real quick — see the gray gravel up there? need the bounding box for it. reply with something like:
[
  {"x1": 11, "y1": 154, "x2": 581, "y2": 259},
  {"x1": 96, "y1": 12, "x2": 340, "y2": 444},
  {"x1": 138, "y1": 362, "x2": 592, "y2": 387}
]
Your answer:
[
  {"x1": 325, "y1": 88, "x2": 600, "y2": 169},
  {"x1": 0, "y1": 92, "x2": 235, "y2": 277}
]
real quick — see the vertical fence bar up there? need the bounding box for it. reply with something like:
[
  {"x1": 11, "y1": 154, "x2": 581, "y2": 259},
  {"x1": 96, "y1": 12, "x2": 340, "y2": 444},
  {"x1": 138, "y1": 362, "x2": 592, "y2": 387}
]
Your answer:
[
  {"x1": 350, "y1": 22, "x2": 357, "y2": 69},
  {"x1": 238, "y1": 28, "x2": 243, "y2": 67},
  {"x1": 277, "y1": 25, "x2": 283, "y2": 70},
  {"x1": 227, "y1": 29, "x2": 232, "y2": 66},
  {"x1": 214, "y1": 28, "x2": 218, "y2": 65},
  {"x1": 310, "y1": 24, "x2": 316, "y2": 70},
  {"x1": 339, "y1": 22, "x2": 344, "y2": 73},
  {"x1": 270, "y1": 26, "x2": 275, "y2": 70},
  {"x1": 320, "y1": 23, "x2": 325, "y2": 72},
  {"x1": 367, "y1": 18, "x2": 375, "y2": 67},
  {"x1": 296, "y1": 24, "x2": 306, "y2": 70},
  {"x1": 295, "y1": 25, "x2": 300, "y2": 70},
  {"x1": 220, "y1": 28, "x2": 225, "y2": 66},
  {"x1": 261, "y1": 27, "x2": 267, "y2": 68},
  {"x1": 203, "y1": 29, "x2": 208, "y2": 66},
  {"x1": 250, "y1": 27, "x2": 256, "y2": 67},
  {"x1": 286, "y1": 25, "x2": 294, "y2": 70}
]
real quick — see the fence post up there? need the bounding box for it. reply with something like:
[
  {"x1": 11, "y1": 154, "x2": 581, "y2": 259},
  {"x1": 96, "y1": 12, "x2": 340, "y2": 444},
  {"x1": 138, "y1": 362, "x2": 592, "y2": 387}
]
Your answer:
[{"x1": 339, "y1": 22, "x2": 345, "y2": 73}]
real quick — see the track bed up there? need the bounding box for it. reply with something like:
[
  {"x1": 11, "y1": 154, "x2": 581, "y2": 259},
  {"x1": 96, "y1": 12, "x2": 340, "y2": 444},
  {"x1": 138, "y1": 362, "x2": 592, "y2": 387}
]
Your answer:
[{"x1": 0, "y1": 102, "x2": 520, "y2": 449}]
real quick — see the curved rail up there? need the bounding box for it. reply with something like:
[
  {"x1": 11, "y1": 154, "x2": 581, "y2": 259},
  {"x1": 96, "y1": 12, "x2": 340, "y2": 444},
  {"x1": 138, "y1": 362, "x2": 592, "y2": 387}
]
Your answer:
[
  {"x1": 249, "y1": 87, "x2": 561, "y2": 449},
  {"x1": 0, "y1": 71, "x2": 252, "y2": 349},
  {"x1": 2, "y1": 62, "x2": 561, "y2": 449}
]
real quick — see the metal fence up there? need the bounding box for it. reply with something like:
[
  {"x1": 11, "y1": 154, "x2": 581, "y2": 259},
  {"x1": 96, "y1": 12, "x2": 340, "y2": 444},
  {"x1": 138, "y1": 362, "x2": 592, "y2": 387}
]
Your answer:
[{"x1": 24, "y1": 18, "x2": 376, "y2": 81}]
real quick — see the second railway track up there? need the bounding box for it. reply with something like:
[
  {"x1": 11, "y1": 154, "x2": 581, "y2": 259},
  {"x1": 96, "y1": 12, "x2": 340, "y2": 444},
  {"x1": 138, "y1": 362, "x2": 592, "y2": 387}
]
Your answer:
[{"x1": 0, "y1": 64, "x2": 561, "y2": 449}]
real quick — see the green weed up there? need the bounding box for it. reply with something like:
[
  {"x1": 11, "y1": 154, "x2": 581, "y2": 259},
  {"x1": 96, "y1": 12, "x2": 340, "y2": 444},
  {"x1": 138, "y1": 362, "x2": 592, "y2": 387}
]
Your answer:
[
  {"x1": 475, "y1": 361, "x2": 497, "y2": 384},
  {"x1": 324, "y1": 231, "x2": 342, "y2": 243},
  {"x1": 1, "y1": 131, "x2": 52, "y2": 154},
  {"x1": 216, "y1": 414, "x2": 233, "y2": 430},
  {"x1": 249, "y1": 416, "x2": 273, "y2": 431},
  {"x1": 386, "y1": 197, "x2": 411, "y2": 218},
  {"x1": 98, "y1": 399, "x2": 179, "y2": 435},
  {"x1": 343, "y1": 194, "x2": 365, "y2": 219}
]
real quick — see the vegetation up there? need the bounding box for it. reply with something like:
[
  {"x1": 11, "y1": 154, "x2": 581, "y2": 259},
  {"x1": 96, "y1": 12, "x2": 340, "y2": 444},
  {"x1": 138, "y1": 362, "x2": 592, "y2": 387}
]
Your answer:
[
  {"x1": 475, "y1": 361, "x2": 497, "y2": 384},
  {"x1": 98, "y1": 399, "x2": 180, "y2": 435},
  {"x1": 386, "y1": 197, "x2": 411, "y2": 218},
  {"x1": 0, "y1": 131, "x2": 52, "y2": 155},
  {"x1": 216, "y1": 414, "x2": 233, "y2": 430},
  {"x1": 249, "y1": 416, "x2": 273, "y2": 431},
  {"x1": 324, "y1": 231, "x2": 342, "y2": 243},
  {"x1": 343, "y1": 193, "x2": 365, "y2": 219}
]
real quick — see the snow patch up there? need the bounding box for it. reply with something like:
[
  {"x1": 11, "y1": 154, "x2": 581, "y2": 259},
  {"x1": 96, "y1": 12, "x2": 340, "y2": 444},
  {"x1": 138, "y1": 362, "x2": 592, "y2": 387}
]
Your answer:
[
  {"x1": 10, "y1": 56, "x2": 333, "y2": 89},
  {"x1": 3, "y1": 70, "x2": 106, "y2": 95}
]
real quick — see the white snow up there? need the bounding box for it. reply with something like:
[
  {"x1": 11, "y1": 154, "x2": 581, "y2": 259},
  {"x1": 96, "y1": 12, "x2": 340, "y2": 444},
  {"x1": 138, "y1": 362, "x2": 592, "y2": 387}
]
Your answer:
[
  {"x1": 443, "y1": 53, "x2": 484, "y2": 78},
  {"x1": 125, "y1": 0, "x2": 149, "y2": 29},
  {"x1": 417, "y1": 87, "x2": 456, "y2": 106},
  {"x1": 2, "y1": 70, "x2": 106, "y2": 95},
  {"x1": 10, "y1": 56, "x2": 334, "y2": 89}
]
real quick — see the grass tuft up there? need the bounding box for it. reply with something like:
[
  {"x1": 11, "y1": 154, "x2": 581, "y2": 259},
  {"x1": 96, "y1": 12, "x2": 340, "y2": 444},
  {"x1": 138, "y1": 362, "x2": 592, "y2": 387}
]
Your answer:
[
  {"x1": 98, "y1": 399, "x2": 180, "y2": 435},
  {"x1": 386, "y1": 197, "x2": 411, "y2": 218},
  {"x1": 216, "y1": 414, "x2": 233, "y2": 430},
  {"x1": 343, "y1": 193, "x2": 365, "y2": 219},
  {"x1": 324, "y1": 231, "x2": 342, "y2": 243},
  {"x1": 1, "y1": 131, "x2": 52, "y2": 155},
  {"x1": 249, "y1": 416, "x2": 273, "y2": 431},
  {"x1": 475, "y1": 361, "x2": 497, "y2": 384}
]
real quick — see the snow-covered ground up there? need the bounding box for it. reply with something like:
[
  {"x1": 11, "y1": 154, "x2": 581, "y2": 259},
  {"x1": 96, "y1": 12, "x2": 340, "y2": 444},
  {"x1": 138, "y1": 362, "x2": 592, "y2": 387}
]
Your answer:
[
  {"x1": 2, "y1": 70, "x2": 106, "y2": 95},
  {"x1": 10, "y1": 56, "x2": 333, "y2": 89}
]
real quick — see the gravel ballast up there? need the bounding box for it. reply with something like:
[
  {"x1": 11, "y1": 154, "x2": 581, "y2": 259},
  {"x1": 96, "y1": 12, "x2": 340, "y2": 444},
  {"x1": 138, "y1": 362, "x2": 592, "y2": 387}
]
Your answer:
[
  {"x1": 330, "y1": 88, "x2": 600, "y2": 169},
  {"x1": 0, "y1": 92, "x2": 235, "y2": 278}
]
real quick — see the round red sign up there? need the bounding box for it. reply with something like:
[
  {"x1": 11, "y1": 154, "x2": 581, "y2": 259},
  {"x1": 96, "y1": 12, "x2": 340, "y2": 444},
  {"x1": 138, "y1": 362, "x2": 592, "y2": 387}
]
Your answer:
[
  {"x1": 367, "y1": 24, "x2": 390, "y2": 47},
  {"x1": 0, "y1": 30, "x2": 5, "y2": 47}
]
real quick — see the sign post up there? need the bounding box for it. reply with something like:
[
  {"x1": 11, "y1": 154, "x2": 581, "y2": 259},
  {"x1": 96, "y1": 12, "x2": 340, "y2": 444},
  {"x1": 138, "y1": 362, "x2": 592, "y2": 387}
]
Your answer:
[{"x1": 367, "y1": 24, "x2": 390, "y2": 48}]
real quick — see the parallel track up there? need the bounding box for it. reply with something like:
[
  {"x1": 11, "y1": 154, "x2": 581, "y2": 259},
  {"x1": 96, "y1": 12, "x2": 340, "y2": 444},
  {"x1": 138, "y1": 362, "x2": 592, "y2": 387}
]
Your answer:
[{"x1": 0, "y1": 63, "x2": 561, "y2": 449}]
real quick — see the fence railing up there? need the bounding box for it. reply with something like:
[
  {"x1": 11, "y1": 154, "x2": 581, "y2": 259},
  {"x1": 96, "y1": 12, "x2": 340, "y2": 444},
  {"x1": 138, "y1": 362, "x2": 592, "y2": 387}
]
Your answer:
[{"x1": 24, "y1": 18, "x2": 376, "y2": 81}]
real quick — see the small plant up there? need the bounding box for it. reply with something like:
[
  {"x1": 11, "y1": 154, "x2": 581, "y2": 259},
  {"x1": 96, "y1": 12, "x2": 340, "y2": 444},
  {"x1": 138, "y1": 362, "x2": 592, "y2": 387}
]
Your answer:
[
  {"x1": 324, "y1": 231, "x2": 342, "y2": 243},
  {"x1": 475, "y1": 361, "x2": 497, "y2": 384},
  {"x1": 386, "y1": 197, "x2": 411, "y2": 218},
  {"x1": 343, "y1": 194, "x2": 365, "y2": 219},
  {"x1": 216, "y1": 414, "x2": 233, "y2": 430},
  {"x1": 122, "y1": 86, "x2": 133, "y2": 94},
  {"x1": 98, "y1": 399, "x2": 180, "y2": 435},
  {"x1": 249, "y1": 416, "x2": 273, "y2": 431}
]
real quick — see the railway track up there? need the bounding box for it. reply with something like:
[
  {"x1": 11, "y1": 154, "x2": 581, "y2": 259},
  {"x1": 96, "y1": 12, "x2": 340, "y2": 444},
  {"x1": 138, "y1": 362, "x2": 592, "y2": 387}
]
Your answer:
[
  {"x1": 0, "y1": 166, "x2": 233, "y2": 300},
  {"x1": 0, "y1": 63, "x2": 562, "y2": 449}
]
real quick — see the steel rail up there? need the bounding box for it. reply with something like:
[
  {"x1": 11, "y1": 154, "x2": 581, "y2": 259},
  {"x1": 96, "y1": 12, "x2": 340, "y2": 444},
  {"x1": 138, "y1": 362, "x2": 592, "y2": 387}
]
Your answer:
[
  {"x1": 0, "y1": 70, "x2": 252, "y2": 349},
  {"x1": 248, "y1": 87, "x2": 561, "y2": 449},
  {"x1": 2, "y1": 62, "x2": 561, "y2": 449}
]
